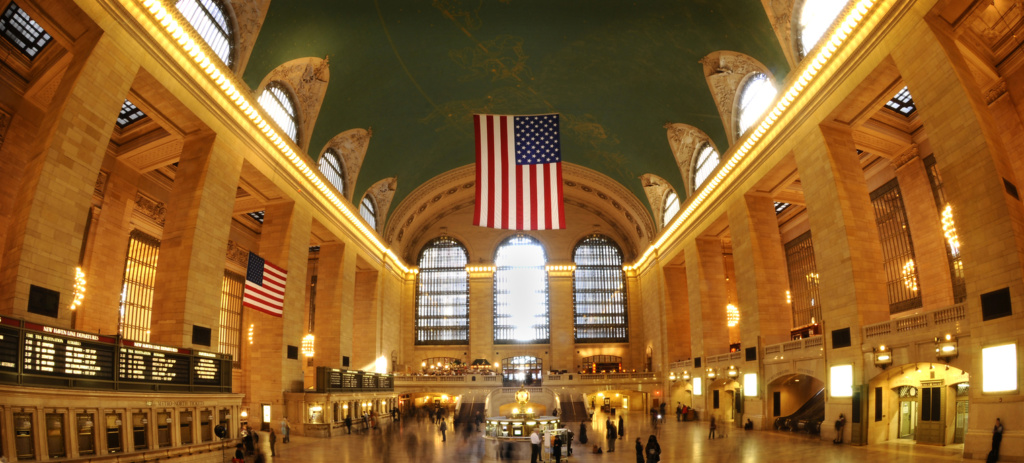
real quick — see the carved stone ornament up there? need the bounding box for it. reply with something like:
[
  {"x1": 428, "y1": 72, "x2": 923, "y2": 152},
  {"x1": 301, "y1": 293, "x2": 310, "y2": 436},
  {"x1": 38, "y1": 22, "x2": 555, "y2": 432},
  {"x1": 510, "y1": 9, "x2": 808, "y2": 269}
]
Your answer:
[
  {"x1": 366, "y1": 177, "x2": 398, "y2": 233},
  {"x1": 640, "y1": 173, "x2": 674, "y2": 231},
  {"x1": 986, "y1": 81, "x2": 1008, "y2": 105},
  {"x1": 133, "y1": 192, "x2": 166, "y2": 226},
  {"x1": 230, "y1": 0, "x2": 272, "y2": 74},
  {"x1": 664, "y1": 123, "x2": 718, "y2": 195},
  {"x1": 701, "y1": 51, "x2": 775, "y2": 145},
  {"x1": 258, "y1": 57, "x2": 330, "y2": 150},
  {"x1": 891, "y1": 144, "x2": 920, "y2": 170},
  {"x1": 226, "y1": 240, "x2": 249, "y2": 267},
  {"x1": 319, "y1": 127, "x2": 372, "y2": 199},
  {"x1": 94, "y1": 171, "x2": 109, "y2": 198}
]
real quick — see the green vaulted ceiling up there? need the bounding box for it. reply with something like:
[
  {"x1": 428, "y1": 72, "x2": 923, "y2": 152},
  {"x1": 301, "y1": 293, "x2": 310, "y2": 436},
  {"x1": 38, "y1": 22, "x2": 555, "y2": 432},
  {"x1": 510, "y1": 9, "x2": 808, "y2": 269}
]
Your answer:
[{"x1": 244, "y1": 0, "x2": 789, "y2": 219}]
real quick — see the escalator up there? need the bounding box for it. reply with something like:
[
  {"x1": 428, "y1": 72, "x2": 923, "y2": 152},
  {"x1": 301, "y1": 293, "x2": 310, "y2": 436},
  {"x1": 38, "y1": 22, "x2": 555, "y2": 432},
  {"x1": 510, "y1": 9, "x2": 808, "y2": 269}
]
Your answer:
[{"x1": 774, "y1": 388, "x2": 825, "y2": 434}]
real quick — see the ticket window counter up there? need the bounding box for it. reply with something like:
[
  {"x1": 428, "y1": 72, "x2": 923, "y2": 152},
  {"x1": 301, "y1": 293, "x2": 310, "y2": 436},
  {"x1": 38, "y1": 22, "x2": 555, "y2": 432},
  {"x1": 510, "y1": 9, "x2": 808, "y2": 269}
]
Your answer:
[
  {"x1": 105, "y1": 413, "x2": 123, "y2": 454},
  {"x1": 132, "y1": 411, "x2": 149, "y2": 451},
  {"x1": 45, "y1": 412, "x2": 66, "y2": 458},
  {"x1": 157, "y1": 412, "x2": 172, "y2": 448},
  {"x1": 179, "y1": 411, "x2": 193, "y2": 445},
  {"x1": 219, "y1": 409, "x2": 232, "y2": 439},
  {"x1": 200, "y1": 410, "x2": 213, "y2": 442},
  {"x1": 14, "y1": 412, "x2": 34, "y2": 460},
  {"x1": 77, "y1": 412, "x2": 97, "y2": 456}
]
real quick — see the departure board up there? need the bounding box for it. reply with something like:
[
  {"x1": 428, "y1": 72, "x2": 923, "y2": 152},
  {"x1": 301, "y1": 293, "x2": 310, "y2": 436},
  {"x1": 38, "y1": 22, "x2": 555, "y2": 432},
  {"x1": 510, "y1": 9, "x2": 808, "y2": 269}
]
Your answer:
[
  {"x1": 22, "y1": 323, "x2": 116, "y2": 380},
  {"x1": 192, "y1": 351, "x2": 222, "y2": 385},
  {"x1": 0, "y1": 318, "x2": 19, "y2": 372},
  {"x1": 118, "y1": 340, "x2": 191, "y2": 384}
]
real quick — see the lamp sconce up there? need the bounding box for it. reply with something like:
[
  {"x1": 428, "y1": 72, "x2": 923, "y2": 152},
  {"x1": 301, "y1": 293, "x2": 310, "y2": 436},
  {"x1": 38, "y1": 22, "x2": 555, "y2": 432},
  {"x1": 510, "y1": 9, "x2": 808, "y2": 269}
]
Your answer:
[
  {"x1": 669, "y1": 372, "x2": 677, "y2": 382},
  {"x1": 935, "y1": 334, "x2": 958, "y2": 362},
  {"x1": 707, "y1": 368, "x2": 717, "y2": 379},
  {"x1": 682, "y1": 371, "x2": 691, "y2": 381},
  {"x1": 727, "y1": 365, "x2": 738, "y2": 378},
  {"x1": 873, "y1": 345, "x2": 893, "y2": 369}
]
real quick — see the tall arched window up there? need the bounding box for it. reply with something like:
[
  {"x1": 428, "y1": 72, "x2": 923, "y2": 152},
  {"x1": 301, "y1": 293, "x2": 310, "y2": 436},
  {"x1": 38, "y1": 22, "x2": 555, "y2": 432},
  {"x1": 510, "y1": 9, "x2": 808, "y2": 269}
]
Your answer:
[
  {"x1": 318, "y1": 149, "x2": 346, "y2": 195},
  {"x1": 797, "y1": 0, "x2": 850, "y2": 59},
  {"x1": 692, "y1": 143, "x2": 719, "y2": 192},
  {"x1": 359, "y1": 195, "x2": 377, "y2": 231},
  {"x1": 573, "y1": 235, "x2": 627, "y2": 342},
  {"x1": 662, "y1": 190, "x2": 680, "y2": 227},
  {"x1": 416, "y1": 237, "x2": 470, "y2": 344},
  {"x1": 494, "y1": 235, "x2": 548, "y2": 343},
  {"x1": 175, "y1": 0, "x2": 234, "y2": 66},
  {"x1": 736, "y1": 73, "x2": 777, "y2": 137},
  {"x1": 258, "y1": 82, "x2": 299, "y2": 142}
]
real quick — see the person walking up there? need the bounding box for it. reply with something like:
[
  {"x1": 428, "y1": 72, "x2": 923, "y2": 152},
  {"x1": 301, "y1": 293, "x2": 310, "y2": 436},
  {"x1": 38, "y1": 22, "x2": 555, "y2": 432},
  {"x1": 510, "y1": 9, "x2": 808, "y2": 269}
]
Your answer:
[
  {"x1": 676, "y1": 403, "x2": 683, "y2": 422},
  {"x1": 833, "y1": 414, "x2": 846, "y2": 444},
  {"x1": 242, "y1": 428, "x2": 254, "y2": 455},
  {"x1": 635, "y1": 437, "x2": 645, "y2": 463},
  {"x1": 579, "y1": 421, "x2": 588, "y2": 444},
  {"x1": 232, "y1": 443, "x2": 244, "y2": 463},
  {"x1": 345, "y1": 414, "x2": 352, "y2": 434},
  {"x1": 988, "y1": 418, "x2": 1004, "y2": 463},
  {"x1": 659, "y1": 403, "x2": 667, "y2": 423},
  {"x1": 709, "y1": 416, "x2": 717, "y2": 439},
  {"x1": 552, "y1": 434, "x2": 562, "y2": 463},
  {"x1": 607, "y1": 421, "x2": 617, "y2": 452},
  {"x1": 268, "y1": 428, "x2": 277, "y2": 457},
  {"x1": 439, "y1": 418, "x2": 448, "y2": 442},
  {"x1": 566, "y1": 427, "x2": 574, "y2": 456},
  {"x1": 280, "y1": 417, "x2": 290, "y2": 443},
  {"x1": 530, "y1": 429, "x2": 542, "y2": 463},
  {"x1": 618, "y1": 415, "x2": 625, "y2": 439},
  {"x1": 645, "y1": 435, "x2": 661, "y2": 463}
]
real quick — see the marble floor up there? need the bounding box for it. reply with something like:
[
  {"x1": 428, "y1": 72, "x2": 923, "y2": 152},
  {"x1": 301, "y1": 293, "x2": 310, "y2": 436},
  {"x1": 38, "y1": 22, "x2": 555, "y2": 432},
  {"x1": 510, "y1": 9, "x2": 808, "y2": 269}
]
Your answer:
[{"x1": 250, "y1": 411, "x2": 970, "y2": 463}]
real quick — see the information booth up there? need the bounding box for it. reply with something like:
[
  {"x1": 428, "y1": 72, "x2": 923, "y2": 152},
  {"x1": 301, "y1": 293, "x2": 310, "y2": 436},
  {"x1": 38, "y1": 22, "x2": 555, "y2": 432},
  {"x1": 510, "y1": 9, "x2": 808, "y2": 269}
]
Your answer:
[{"x1": 484, "y1": 386, "x2": 562, "y2": 457}]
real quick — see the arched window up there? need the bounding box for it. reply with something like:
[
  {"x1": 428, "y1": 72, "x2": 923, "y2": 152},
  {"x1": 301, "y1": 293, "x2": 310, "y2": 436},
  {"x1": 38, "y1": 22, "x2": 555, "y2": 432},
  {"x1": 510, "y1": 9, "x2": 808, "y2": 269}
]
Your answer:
[
  {"x1": 573, "y1": 235, "x2": 627, "y2": 342},
  {"x1": 797, "y1": 0, "x2": 850, "y2": 59},
  {"x1": 692, "y1": 143, "x2": 719, "y2": 192},
  {"x1": 318, "y1": 149, "x2": 346, "y2": 195},
  {"x1": 662, "y1": 190, "x2": 680, "y2": 227},
  {"x1": 737, "y1": 73, "x2": 777, "y2": 137},
  {"x1": 359, "y1": 195, "x2": 377, "y2": 231},
  {"x1": 175, "y1": 0, "x2": 234, "y2": 66},
  {"x1": 494, "y1": 235, "x2": 548, "y2": 343},
  {"x1": 501, "y1": 356, "x2": 542, "y2": 385},
  {"x1": 416, "y1": 237, "x2": 469, "y2": 345},
  {"x1": 258, "y1": 82, "x2": 299, "y2": 142}
]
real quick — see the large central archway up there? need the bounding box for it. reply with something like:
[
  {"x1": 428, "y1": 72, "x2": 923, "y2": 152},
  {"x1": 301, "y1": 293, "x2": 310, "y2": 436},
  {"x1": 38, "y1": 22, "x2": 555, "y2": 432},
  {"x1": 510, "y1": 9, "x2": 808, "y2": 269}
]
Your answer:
[{"x1": 867, "y1": 362, "x2": 970, "y2": 446}]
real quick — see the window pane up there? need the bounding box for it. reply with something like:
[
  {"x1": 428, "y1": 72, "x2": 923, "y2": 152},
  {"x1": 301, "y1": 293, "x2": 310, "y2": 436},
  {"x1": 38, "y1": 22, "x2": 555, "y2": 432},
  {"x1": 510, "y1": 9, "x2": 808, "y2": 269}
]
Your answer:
[
  {"x1": 692, "y1": 143, "x2": 719, "y2": 191},
  {"x1": 798, "y1": 0, "x2": 850, "y2": 58},
  {"x1": 0, "y1": 2, "x2": 52, "y2": 59},
  {"x1": 923, "y1": 155, "x2": 966, "y2": 303},
  {"x1": 870, "y1": 179, "x2": 922, "y2": 314},
  {"x1": 175, "y1": 0, "x2": 233, "y2": 66},
  {"x1": 573, "y1": 235, "x2": 627, "y2": 343},
  {"x1": 119, "y1": 230, "x2": 160, "y2": 342},
  {"x1": 416, "y1": 237, "x2": 470, "y2": 344},
  {"x1": 494, "y1": 235, "x2": 548, "y2": 343},
  {"x1": 663, "y1": 191, "x2": 680, "y2": 227},
  {"x1": 318, "y1": 149, "x2": 346, "y2": 195},
  {"x1": 360, "y1": 196, "x2": 377, "y2": 230},
  {"x1": 218, "y1": 271, "x2": 244, "y2": 367},
  {"x1": 737, "y1": 73, "x2": 777, "y2": 136},
  {"x1": 258, "y1": 82, "x2": 298, "y2": 142},
  {"x1": 785, "y1": 231, "x2": 821, "y2": 327},
  {"x1": 116, "y1": 100, "x2": 148, "y2": 128}
]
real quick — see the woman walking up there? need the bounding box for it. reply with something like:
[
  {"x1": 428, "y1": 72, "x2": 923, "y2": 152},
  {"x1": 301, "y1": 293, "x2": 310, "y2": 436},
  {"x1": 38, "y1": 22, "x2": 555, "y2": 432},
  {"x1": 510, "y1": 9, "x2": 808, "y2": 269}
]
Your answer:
[
  {"x1": 645, "y1": 435, "x2": 661, "y2": 463},
  {"x1": 635, "y1": 437, "x2": 645, "y2": 463}
]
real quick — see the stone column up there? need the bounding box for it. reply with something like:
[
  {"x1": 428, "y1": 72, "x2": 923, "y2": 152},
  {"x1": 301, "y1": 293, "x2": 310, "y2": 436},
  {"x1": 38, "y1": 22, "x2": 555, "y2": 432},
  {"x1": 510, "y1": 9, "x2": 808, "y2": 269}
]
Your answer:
[
  {"x1": 351, "y1": 265, "x2": 380, "y2": 371},
  {"x1": 685, "y1": 237, "x2": 730, "y2": 359},
  {"x1": 245, "y1": 200, "x2": 312, "y2": 431},
  {"x1": 547, "y1": 267, "x2": 574, "y2": 372},
  {"x1": 0, "y1": 32, "x2": 139, "y2": 324},
  {"x1": 150, "y1": 134, "x2": 243, "y2": 348},
  {"x1": 468, "y1": 269, "x2": 494, "y2": 367},
  {"x1": 312, "y1": 241, "x2": 349, "y2": 368},
  {"x1": 893, "y1": 16, "x2": 1024, "y2": 460},
  {"x1": 892, "y1": 150, "x2": 955, "y2": 308},
  {"x1": 661, "y1": 265, "x2": 691, "y2": 363}
]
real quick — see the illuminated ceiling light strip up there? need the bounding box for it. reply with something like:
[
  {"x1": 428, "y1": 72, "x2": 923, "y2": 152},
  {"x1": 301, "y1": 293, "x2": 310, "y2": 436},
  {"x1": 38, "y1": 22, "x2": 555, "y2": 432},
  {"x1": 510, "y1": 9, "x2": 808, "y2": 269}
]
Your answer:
[
  {"x1": 133, "y1": 0, "x2": 411, "y2": 274},
  {"x1": 625, "y1": 0, "x2": 877, "y2": 272}
]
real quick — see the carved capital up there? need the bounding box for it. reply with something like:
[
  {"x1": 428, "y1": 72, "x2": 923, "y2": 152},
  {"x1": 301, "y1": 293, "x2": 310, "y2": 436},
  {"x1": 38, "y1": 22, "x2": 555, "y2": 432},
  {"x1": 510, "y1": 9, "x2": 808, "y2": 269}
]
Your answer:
[
  {"x1": 226, "y1": 240, "x2": 249, "y2": 267},
  {"x1": 892, "y1": 144, "x2": 920, "y2": 170},
  {"x1": 133, "y1": 193, "x2": 166, "y2": 226}
]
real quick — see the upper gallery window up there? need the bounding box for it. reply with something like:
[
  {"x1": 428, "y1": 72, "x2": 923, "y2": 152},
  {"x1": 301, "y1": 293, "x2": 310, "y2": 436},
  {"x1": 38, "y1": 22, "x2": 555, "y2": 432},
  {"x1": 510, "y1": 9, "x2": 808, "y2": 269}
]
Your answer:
[
  {"x1": 737, "y1": 73, "x2": 777, "y2": 137},
  {"x1": 662, "y1": 190, "x2": 680, "y2": 228},
  {"x1": 175, "y1": 0, "x2": 234, "y2": 66},
  {"x1": 797, "y1": 0, "x2": 850, "y2": 59},
  {"x1": 318, "y1": 149, "x2": 346, "y2": 195},
  {"x1": 359, "y1": 195, "x2": 377, "y2": 231},
  {"x1": 117, "y1": 99, "x2": 148, "y2": 128},
  {"x1": 493, "y1": 235, "x2": 549, "y2": 344},
  {"x1": 884, "y1": 86, "x2": 917, "y2": 117},
  {"x1": 258, "y1": 82, "x2": 299, "y2": 142},
  {"x1": 692, "y1": 143, "x2": 719, "y2": 192},
  {"x1": 572, "y1": 235, "x2": 628, "y2": 343},
  {"x1": 0, "y1": 2, "x2": 52, "y2": 59},
  {"x1": 416, "y1": 237, "x2": 470, "y2": 345}
]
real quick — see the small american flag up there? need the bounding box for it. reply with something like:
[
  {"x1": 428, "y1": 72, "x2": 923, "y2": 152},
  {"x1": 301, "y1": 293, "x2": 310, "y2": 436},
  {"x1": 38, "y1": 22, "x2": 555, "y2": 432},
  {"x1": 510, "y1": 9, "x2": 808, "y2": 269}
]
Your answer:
[
  {"x1": 474, "y1": 114, "x2": 565, "y2": 230},
  {"x1": 243, "y1": 252, "x2": 287, "y2": 317}
]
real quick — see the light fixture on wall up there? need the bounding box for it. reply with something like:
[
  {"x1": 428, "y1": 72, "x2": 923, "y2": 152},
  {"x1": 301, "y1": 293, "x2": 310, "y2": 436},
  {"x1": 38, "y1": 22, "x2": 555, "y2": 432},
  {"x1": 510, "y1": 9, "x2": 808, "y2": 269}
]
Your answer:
[
  {"x1": 682, "y1": 371, "x2": 691, "y2": 381},
  {"x1": 935, "y1": 334, "x2": 958, "y2": 361},
  {"x1": 301, "y1": 334, "x2": 315, "y2": 357},
  {"x1": 707, "y1": 368, "x2": 716, "y2": 379},
  {"x1": 873, "y1": 345, "x2": 892, "y2": 369},
  {"x1": 670, "y1": 372, "x2": 677, "y2": 382},
  {"x1": 727, "y1": 365, "x2": 738, "y2": 377}
]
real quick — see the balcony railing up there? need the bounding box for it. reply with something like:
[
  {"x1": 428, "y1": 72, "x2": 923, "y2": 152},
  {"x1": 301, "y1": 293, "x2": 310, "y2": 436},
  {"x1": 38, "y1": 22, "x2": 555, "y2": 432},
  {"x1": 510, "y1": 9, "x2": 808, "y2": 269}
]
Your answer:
[
  {"x1": 763, "y1": 335, "x2": 824, "y2": 363},
  {"x1": 863, "y1": 303, "x2": 967, "y2": 340},
  {"x1": 393, "y1": 372, "x2": 660, "y2": 386}
]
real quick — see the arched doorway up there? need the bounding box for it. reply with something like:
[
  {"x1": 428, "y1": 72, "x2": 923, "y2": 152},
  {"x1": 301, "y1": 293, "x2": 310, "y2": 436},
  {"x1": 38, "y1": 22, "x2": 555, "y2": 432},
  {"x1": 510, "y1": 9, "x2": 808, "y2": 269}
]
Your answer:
[
  {"x1": 867, "y1": 363, "x2": 969, "y2": 446},
  {"x1": 766, "y1": 374, "x2": 825, "y2": 433}
]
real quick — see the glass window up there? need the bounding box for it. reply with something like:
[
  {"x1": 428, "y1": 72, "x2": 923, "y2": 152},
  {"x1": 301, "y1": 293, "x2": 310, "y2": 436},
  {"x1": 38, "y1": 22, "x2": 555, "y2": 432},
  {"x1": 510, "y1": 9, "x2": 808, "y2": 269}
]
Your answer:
[
  {"x1": 493, "y1": 235, "x2": 549, "y2": 343},
  {"x1": 692, "y1": 143, "x2": 719, "y2": 191},
  {"x1": 318, "y1": 149, "x2": 346, "y2": 195},
  {"x1": 870, "y1": 179, "x2": 922, "y2": 314},
  {"x1": 76, "y1": 413, "x2": 95, "y2": 456},
  {"x1": 132, "y1": 412, "x2": 148, "y2": 450},
  {"x1": 662, "y1": 191, "x2": 680, "y2": 227},
  {"x1": 0, "y1": 2, "x2": 52, "y2": 59},
  {"x1": 737, "y1": 73, "x2": 777, "y2": 137},
  {"x1": 785, "y1": 231, "x2": 821, "y2": 327},
  {"x1": 257, "y1": 82, "x2": 299, "y2": 142},
  {"x1": 360, "y1": 196, "x2": 377, "y2": 231},
  {"x1": 116, "y1": 100, "x2": 147, "y2": 128},
  {"x1": 219, "y1": 271, "x2": 244, "y2": 367},
  {"x1": 157, "y1": 412, "x2": 171, "y2": 448},
  {"x1": 416, "y1": 237, "x2": 470, "y2": 344},
  {"x1": 884, "y1": 86, "x2": 917, "y2": 116},
  {"x1": 798, "y1": 0, "x2": 850, "y2": 58},
  {"x1": 501, "y1": 356, "x2": 542, "y2": 385},
  {"x1": 923, "y1": 155, "x2": 966, "y2": 303},
  {"x1": 179, "y1": 411, "x2": 192, "y2": 445},
  {"x1": 175, "y1": 0, "x2": 233, "y2": 66},
  {"x1": 45, "y1": 413, "x2": 65, "y2": 458},
  {"x1": 14, "y1": 413, "x2": 34, "y2": 460},
  {"x1": 119, "y1": 230, "x2": 160, "y2": 342},
  {"x1": 572, "y1": 235, "x2": 627, "y2": 343},
  {"x1": 105, "y1": 413, "x2": 123, "y2": 454}
]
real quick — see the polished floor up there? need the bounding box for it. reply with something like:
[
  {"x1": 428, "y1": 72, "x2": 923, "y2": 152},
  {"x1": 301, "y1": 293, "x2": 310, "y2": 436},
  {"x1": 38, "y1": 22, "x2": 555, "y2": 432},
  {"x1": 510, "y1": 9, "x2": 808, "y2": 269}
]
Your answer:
[{"x1": 250, "y1": 410, "x2": 969, "y2": 463}]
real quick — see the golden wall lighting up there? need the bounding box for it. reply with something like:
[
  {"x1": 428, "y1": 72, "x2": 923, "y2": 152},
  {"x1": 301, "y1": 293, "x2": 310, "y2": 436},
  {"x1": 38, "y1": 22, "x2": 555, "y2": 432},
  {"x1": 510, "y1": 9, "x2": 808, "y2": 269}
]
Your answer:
[
  {"x1": 786, "y1": 289, "x2": 791, "y2": 305},
  {"x1": 726, "y1": 304, "x2": 740, "y2": 327},
  {"x1": 71, "y1": 267, "x2": 86, "y2": 311},
  {"x1": 707, "y1": 368, "x2": 716, "y2": 379},
  {"x1": 301, "y1": 334, "x2": 315, "y2": 357},
  {"x1": 935, "y1": 334, "x2": 958, "y2": 361},
  {"x1": 727, "y1": 365, "x2": 738, "y2": 377},
  {"x1": 902, "y1": 260, "x2": 918, "y2": 292},
  {"x1": 941, "y1": 204, "x2": 961, "y2": 257},
  {"x1": 682, "y1": 371, "x2": 690, "y2": 381},
  {"x1": 247, "y1": 324, "x2": 254, "y2": 345},
  {"x1": 669, "y1": 372, "x2": 676, "y2": 381},
  {"x1": 873, "y1": 345, "x2": 892, "y2": 369}
]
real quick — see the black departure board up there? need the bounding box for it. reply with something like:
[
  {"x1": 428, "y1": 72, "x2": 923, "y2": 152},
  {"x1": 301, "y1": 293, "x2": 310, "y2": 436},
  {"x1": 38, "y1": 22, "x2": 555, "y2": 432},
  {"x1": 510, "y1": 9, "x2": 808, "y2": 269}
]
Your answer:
[
  {"x1": 192, "y1": 351, "x2": 222, "y2": 385},
  {"x1": 22, "y1": 322, "x2": 116, "y2": 380},
  {"x1": 0, "y1": 318, "x2": 20, "y2": 372},
  {"x1": 118, "y1": 340, "x2": 191, "y2": 384}
]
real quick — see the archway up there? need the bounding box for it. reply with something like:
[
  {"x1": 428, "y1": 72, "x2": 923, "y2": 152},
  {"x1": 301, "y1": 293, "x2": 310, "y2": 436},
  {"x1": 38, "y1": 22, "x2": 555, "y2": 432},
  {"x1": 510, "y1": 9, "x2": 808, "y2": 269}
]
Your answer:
[
  {"x1": 867, "y1": 362, "x2": 969, "y2": 446},
  {"x1": 708, "y1": 377, "x2": 741, "y2": 425},
  {"x1": 766, "y1": 373, "x2": 825, "y2": 433}
]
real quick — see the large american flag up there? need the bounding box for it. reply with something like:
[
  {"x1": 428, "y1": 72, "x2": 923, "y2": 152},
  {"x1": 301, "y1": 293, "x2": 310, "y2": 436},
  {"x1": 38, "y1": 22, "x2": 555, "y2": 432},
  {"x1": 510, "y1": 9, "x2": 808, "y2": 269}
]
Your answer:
[
  {"x1": 243, "y1": 252, "x2": 287, "y2": 317},
  {"x1": 474, "y1": 114, "x2": 565, "y2": 230}
]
